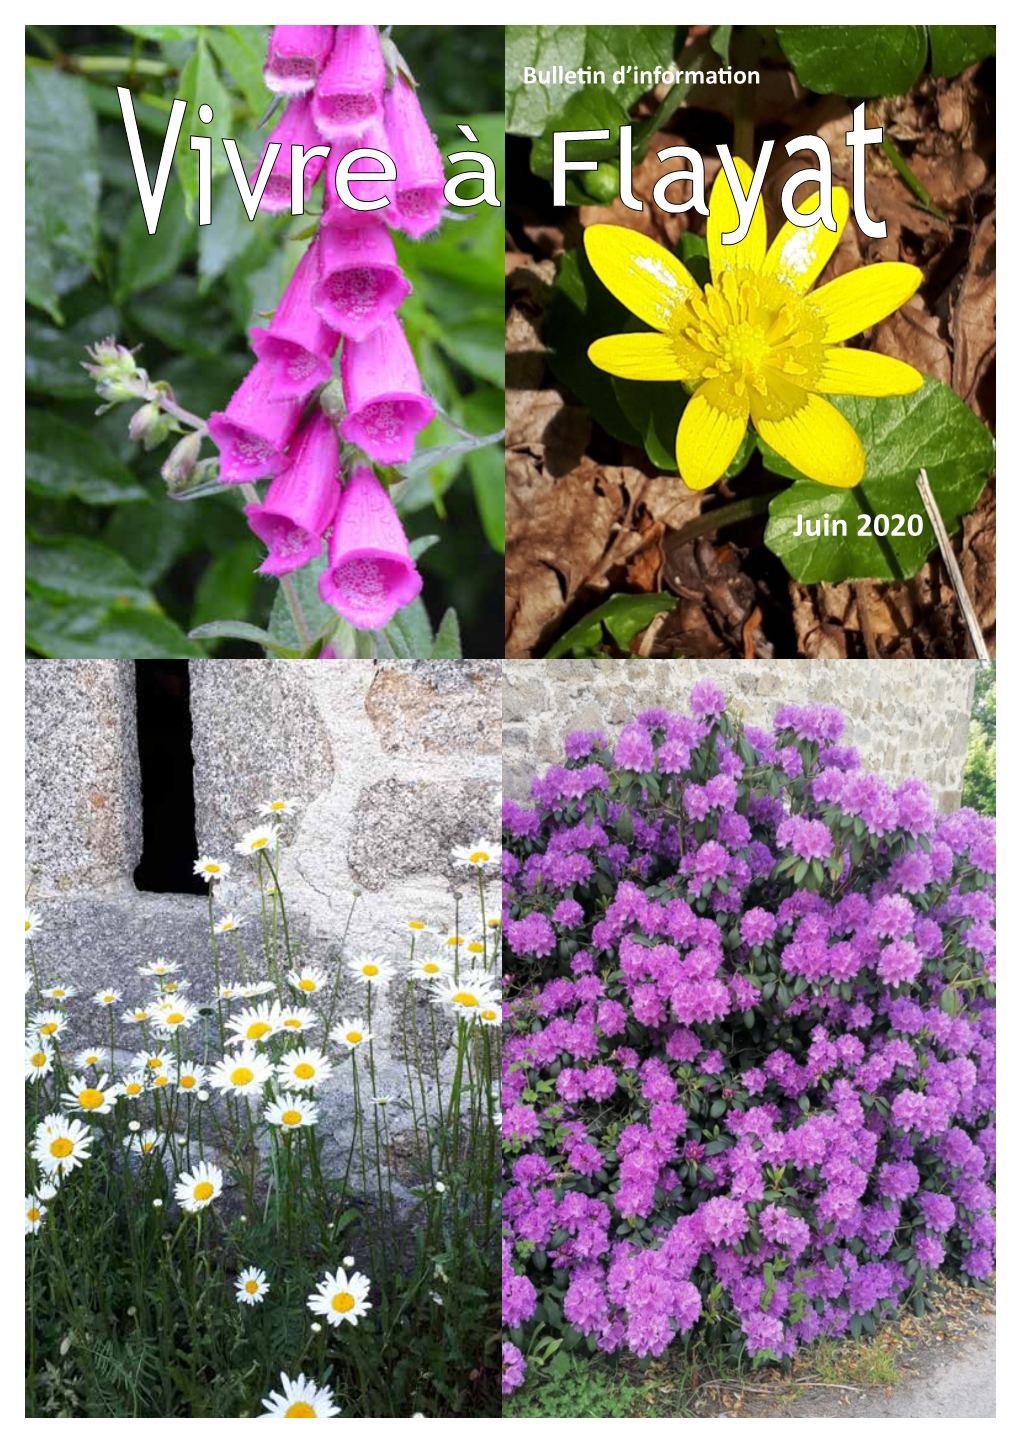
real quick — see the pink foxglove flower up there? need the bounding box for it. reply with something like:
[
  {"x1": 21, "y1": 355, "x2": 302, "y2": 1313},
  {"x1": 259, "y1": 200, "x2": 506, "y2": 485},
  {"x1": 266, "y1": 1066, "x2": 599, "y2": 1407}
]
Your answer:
[
  {"x1": 323, "y1": 119, "x2": 397, "y2": 227},
  {"x1": 208, "y1": 362, "x2": 304, "y2": 484},
  {"x1": 245, "y1": 409, "x2": 340, "y2": 576},
  {"x1": 384, "y1": 79, "x2": 446, "y2": 238},
  {"x1": 318, "y1": 466, "x2": 422, "y2": 628},
  {"x1": 312, "y1": 223, "x2": 411, "y2": 340},
  {"x1": 311, "y1": 25, "x2": 385, "y2": 140},
  {"x1": 339, "y1": 316, "x2": 435, "y2": 464},
  {"x1": 250, "y1": 240, "x2": 340, "y2": 399},
  {"x1": 253, "y1": 96, "x2": 328, "y2": 213},
  {"x1": 264, "y1": 26, "x2": 334, "y2": 95}
]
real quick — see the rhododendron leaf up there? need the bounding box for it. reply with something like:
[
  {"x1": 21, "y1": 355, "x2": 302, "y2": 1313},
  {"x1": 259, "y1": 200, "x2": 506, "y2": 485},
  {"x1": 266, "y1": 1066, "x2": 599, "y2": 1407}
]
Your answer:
[
  {"x1": 764, "y1": 379, "x2": 994, "y2": 582},
  {"x1": 26, "y1": 67, "x2": 100, "y2": 323}
]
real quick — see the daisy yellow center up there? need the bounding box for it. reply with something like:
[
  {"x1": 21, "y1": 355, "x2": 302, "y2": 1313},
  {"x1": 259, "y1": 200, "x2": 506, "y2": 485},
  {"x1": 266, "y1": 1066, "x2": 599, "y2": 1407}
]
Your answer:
[
  {"x1": 180, "y1": 1076, "x2": 195, "y2": 1088},
  {"x1": 193, "y1": 1181, "x2": 214, "y2": 1201},
  {"x1": 251, "y1": 837, "x2": 269, "y2": 849},
  {"x1": 166, "y1": 1012, "x2": 185, "y2": 1025},
  {"x1": 126, "y1": 1083, "x2": 142, "y2": 1095},
  {"x1": 78, "y1": 1088, "x2": 104, "y2": 1109},
  {"x1": 142, "y1": 1140, "x2": 155, "y2": 1152},
  {"x1": 409, "y1": 920, "x2": 425, "y2": 929},
  {"x1": 675, "y1": 270, "x2": 827, "y2": 406},
  {"x1": 245, "y1": 1279, "x2": 259, "y2": 1293},
  {"x1": 285, "y1": 1402, "x2": 316, "y2": 1417},
  {"x1": 482, "y1": 1009, "x2": 498, "y2": 1021},
  {"x1": 103, "y1": 995, "x2": 114, "y2": 1002},
  {"x1": 50, "y1": 1137, "x2": 73, "y2": 1158},
  {"x1": 31, "y1": 1051, "x2": 46, "y2": 1067},
  {"x1": 346, "y1": 1031, "x2": 362, "y2": 1044},
  {"x1": 206, "y1": 864, "x2": 220, "y2": 873},
  {"x1": 147, "y1": 1058, "x2": 163, "y2": 1069},
  {"x1": 423, "y1": 963, "x2": 440, "y2": 974},
  {"x1": 247, "y1": 1022, "x2": 271, "y2": 1039},
  {"x1": 469, "y1": 851, "x2": 489, "y2": 863},
  {"x1": 27, "y1": 1207, "x2": 41, "y2": 1222},
  {"x1": 467, "y1": 943, "x2": 484, "y2": 953},
  {"x1": 295, "y1": 1063, "x2": 315, "y2": 1080},
  {"x1": 231, "y1": 1066, "x2": 254, "y2": 1086},
  {"x1": 25, "y1": 921, "x2": 31, "y2": 931},
  {"x1": 299, "y1": 979, "x2": 316, "y2": 991},
  {"x1": 284, "y1": 1019, "x2": 301, "y2": 1028},
  {"x1": 447, "y1": 938, "x2": 463, "y2": 946},
  {"x1": 153, "y1": 1076, "x2": 169, "y2": 1088},
  {"x1": 331, "y1": 1291, "x2": 355, "y2": 1313},
  {"x1": 134, "y1": 1012, "x2": 148, "y2": 1020},
  {"x1": 270, "y1": 801, "x2": 285, "y2": 810},
  {"x1": 281, "y1": 1109, "x2": 302, "y2": 1125},
  {"x1": 453, "y1": 991, "x2": 478, "y2": 1007},
  {"x1": 362, "y1": 964, "x2": 379, "y2": 977},
  {"x1": 52, "y1": 989, "x2": 66, "y2": 998},
  {"x1": 41, "y1": 1022, "x2": 57, "y2": 1035}
]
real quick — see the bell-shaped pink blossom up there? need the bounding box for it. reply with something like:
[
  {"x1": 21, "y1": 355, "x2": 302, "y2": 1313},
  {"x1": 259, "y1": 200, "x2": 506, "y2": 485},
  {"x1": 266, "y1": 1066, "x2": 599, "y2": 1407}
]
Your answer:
[
  {"x1": 384, "y1": 79, "x2": 446, "y2": 238},
  {"x1": 252, "y1": 96, "x2": 328, "y2": 213},
  {"x1": 264, "y1": 26, "x2": 334, "y2": 95},
  {"x1": 311, "y1": 25, "x2": 385, "y2": 140},
  {"x1": 322, "y1": 119, "x2": 397, "y2": 228},
  {"x1": 244, "y1": 409, "x2": 340, "y2": 575},
  {"x1": 208, "y1": 361, "x2": 304, "y2": 484},
  {"x1": 339, "y1": 316, "x2": 435, "y2": 464},
  {"x1": 311, "y1": 223, "x2": 410, "y2": 341},
  {"x1": 250, "y1": 240, "x2": 340, "y2": 399},
  {"x1": 318, "y1": 466, "x2": 422, "y2": 628}
]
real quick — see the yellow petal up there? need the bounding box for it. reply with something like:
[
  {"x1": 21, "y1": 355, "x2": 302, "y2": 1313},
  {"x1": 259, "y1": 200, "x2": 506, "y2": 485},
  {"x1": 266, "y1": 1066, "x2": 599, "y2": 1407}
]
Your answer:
[
  {"x1": 817, "y1": 347, "x2": 924, "y2": 398},
  {"x1": 675, "y1": 378, "x2": 750, "y2": 491},
  {"x1": 761, "y1": 188, "x2": 850, "y2": 294},
  {"x1": 751, "y1": 385, "x2": 865, "y2": 489},
  {"x1": 588, "y1": 333, "x2": 692, "y2": 382},
  {"x1": 808, "y1": 263, "x2": 922, "y2": 344},
  {"x1": 584, "y1": 225, "x2": 699, "y2": 333},
  {"x1": 708, "y1": 155, "x2": 766, "y2": 282}
]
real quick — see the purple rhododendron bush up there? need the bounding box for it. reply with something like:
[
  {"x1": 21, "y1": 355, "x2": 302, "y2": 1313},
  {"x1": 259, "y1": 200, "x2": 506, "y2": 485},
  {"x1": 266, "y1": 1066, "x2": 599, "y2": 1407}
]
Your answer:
[{"x1": 500, "y1": 683, "x2": 995, "y2": 1397}]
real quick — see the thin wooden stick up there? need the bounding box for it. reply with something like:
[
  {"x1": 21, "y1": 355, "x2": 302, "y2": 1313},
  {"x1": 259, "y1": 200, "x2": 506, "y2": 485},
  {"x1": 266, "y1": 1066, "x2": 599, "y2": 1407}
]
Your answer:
[{"x1": 915, "y1": 468, "x2": 989, "y2": 660}]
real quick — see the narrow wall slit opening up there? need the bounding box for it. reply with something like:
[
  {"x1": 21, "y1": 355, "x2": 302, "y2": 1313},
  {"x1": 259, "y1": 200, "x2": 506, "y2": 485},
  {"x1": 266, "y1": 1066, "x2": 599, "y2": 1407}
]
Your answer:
[{"x1": 133, "y1": 662, "x2": 208, "y2": 895}]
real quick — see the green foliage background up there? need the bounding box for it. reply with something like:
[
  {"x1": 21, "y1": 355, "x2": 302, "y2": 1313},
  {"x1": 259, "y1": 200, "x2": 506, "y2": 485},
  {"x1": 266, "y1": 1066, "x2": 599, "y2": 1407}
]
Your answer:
[
  {"x1": 26, "y1": 25, "x2": 504, "y2": 658},
  {"x1": 962, "y1": 661, "x2": 995, "y2": 816}
]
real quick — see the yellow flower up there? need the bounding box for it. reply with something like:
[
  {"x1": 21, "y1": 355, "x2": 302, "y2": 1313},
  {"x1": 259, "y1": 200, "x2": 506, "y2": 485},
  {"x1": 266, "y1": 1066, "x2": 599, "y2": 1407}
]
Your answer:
[{"x1": 584, "y1": 158, "x2": 924, "y2": 490}]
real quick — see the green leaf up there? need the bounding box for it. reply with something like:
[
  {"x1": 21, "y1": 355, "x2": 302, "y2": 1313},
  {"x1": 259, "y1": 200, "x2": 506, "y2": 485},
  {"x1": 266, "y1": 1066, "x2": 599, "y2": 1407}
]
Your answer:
[
  {"x1": 121, "y1": 25, "x2": 199, "y2": 41},
  {"x1": 266, "y1": 550, "x2": 337, "y2": 655},
  {"x1": 128, "y1": 275, "x2": 231, "y2": 359},
  {"x1": 205, "y1": 25, "x2": 270, "y2": 117},
  {"x1": 175, "y1": 35, "x2": 233, "y2": 219},
  {"x1": 188, "y1": 619, "x2": 300, "y2": 657},
  {"x1": 530, "y1": 86, "x2": 632, "y2": 184},
  {"x1": 545, "y1": 592, "x2": 677, "y2": 658},
  {"x1": 26, "y1": 597, "x2": 204, "y2": 659},
  {"x1": 190, "y1": 539, "x2": 262, "y2": 634},
  {"x1": 372, "y1": 598, "x2": 435, "y2": 658},
  {"x1": 198, "y1": 177, "x2": 273, "y2": 294},
  {"x1": 545, "y1": 249, "x2": 641, "y2": 446},
  {"x1": 613, "y1": 372, "x2": 686, "y2": 472},
  {"x1": 26, "y1": 306, "x2": 119, "y2": 399},
  {"x1": 430, "y1": 608, "x2": 463, "y2": 659},
  {"x1": 25, "y1": 67, "x2": 101, "y2": 323},
  {"x1": 26, "y1": 534, "x2": 156, "y2": 609},
  {"x1": 26, "y1": 412, "x2": 149, "y2": 506},
  {"x1": 505, "y1": 25, "x2": 680, "y2": 136},
  {"x1": 776, "y1": 26, "x2": 927, "y2": 97},
  {"x1": 388, "y1": 429, "x2": 505, "y2": 515},
  {"x1": 117, "y1": 182, "x2": 194, "y2": 300},
  {"x1": 763, "y1": 379, "x2": 994, "y2": 582},
  {"x1": 459, "y1": 388, "x2": 505, "y2": 553},
  {"x1": 928, "y1": 26, "x2": 996, "y2": 78}
]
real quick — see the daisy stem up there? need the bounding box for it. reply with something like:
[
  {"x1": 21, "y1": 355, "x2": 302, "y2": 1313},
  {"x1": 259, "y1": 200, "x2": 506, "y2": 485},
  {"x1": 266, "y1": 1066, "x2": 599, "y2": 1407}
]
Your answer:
[
  {"x1": 428, "y1": 1003, "x2": 447, "y2": 1170},
  {"x1": 29, "y1": 939, "x2": 43, "y2": 1003},
  {"x1": 476, "y1": 870, "x2": 487, "y2": 961},
  {"x1": 261, "y1": 851, "x2": 292, "y2": 990},
  {"x1": 207, "y1": 890, "x2": 226, "y2": 1048},
  {"x1": 323, "y1": 892, "x2": 362, "y2": 1040},
  {"x1": 352, "y1": 1051, "x2": 368, "y2": 1200},
  {"x1": 400, "y1": 980, "x2": 429, "y2": 1184}
]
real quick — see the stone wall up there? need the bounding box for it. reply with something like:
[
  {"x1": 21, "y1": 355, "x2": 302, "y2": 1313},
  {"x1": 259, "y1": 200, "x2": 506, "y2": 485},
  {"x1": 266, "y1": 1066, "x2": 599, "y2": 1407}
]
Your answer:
[{"x1": 504, "y1": 660, "x2": 977, "y2": 810}]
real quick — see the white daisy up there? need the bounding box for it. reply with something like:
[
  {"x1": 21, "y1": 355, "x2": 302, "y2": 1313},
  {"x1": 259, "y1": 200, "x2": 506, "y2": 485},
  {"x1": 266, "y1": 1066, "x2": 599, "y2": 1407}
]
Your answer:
[
  {"x1": 347, "y1": 957, "x2": 395, "y2": 987},
  {"x1": 372, "y1": 1095, "x2": 393, "y2": 1107},
  {"x1": 174, "y1": 1060, "x2": 207, "y2": 1094},
  {"x1": 42, "y1": 983, "x2": 75, "y2": 1002},
  {"x1": 331, "y1": 1016, "x2": 372, "y2": 1051},
  {"x1": 25, "y1": 909, "x2": 43, "y2": 941},
  {"x1": 130, "y1": 1128, "x2": 162, "y2": 1157},
  {"x1": 139, "y1": 957, "x2": 180, "y2": 977},
  {"x1": 148, "y1": 1068, "x2": 176, "y2": 1093},
  {"x1": 122, "y1": 1005, "x2": 153, "y2": 1024},
  {"x1": 24, "y1": 1040, "x2": 53, "y2": 1082},
  {"x1": 234, "y1": 826, "x2": 277, "y2": 856},
  {"x1": 213, "y1": 913, "x2": 244, "y2": 934},
  {"x1": 277, "y1": 1004, "x2": 318, "y2": 1035},
  {"x1": 437, "y1": 975, "x2": 500, "y2": 1020},
  {"x1": 92, "y1": 987, "x2": 122, "y2": 1008},
  {"x1": 75, "y1": 1046, "x2": 109, "y2": 1070},
  {"x1": 235, "y1": 1266, "x2": 270, "y2": 1306},
  {"x1": 451, "y1": 840, "x2": 501, "y2": 869},
  {"x1": 152, "y1": 999, "x2": 199, "y2": 1036},
  {"x1": 61, "y1": 1073, "x2": 121, "y2": 1115},
  {"x1": 306, "y1": 1265, "x2": 372, "y2": 1327},
  {"x1": 174, "y1": 1160, "x2": 223, "y2": 1213},
  {"x1": 132, "y1": 1048, "x2": 174, "y2": 1076},
  {"x1": 264, "y1": 1092, "x2": 320, "y2": 1130},
  {"x1": 119, "y1": 1071, "x2": 148, "y2": 1101},
  {"x1": 207, "y1": 1047, "x2": 274, "y2": 1097},
  {"x1": 408, "y1": 954, "x2": 452, "y2": 984},
  {"x1": 25, "y1": 1194, "x2": 47, "y2": 1235},
  {"x1": 240, "y1": 980, "x2": 277, "y2": 998},
  {"x1": 407, "y1": 916, "x2": 433, "y2": 933},
  {"x1": 225, "y1": 1002, "x2": 282, "y2": 1045},
  {"x1": 286, "y1": 966, "x2": 329, "y2": 996},
  {"x1": 194, "y1": 856, "x2": 231, "y2": 882},
  {"x1": 478, "y1": 1001, "x2": 501, "y2": 1027},
  {"x1": 261, "y1": 1373, "x2": 339, "y2": 1418},
  {"x1": 153, "y1": 977, "x2": 190, "y2": 994},
  {"x1": 259, "y1": 797, "x2": 300, "y2": 817},
  {"x1": 33, "y1": 1113, "x2": 93, "y2": 1177},
  {"x1": 30, "y1": 1009, "x2": 67, "y2": 1041},
  {"x1": 275, "y1": 1048, "x2": 333, "y2": 1091},
  {"x1": 216, "y1": 979, "x2": 245, "y2": 1001}
]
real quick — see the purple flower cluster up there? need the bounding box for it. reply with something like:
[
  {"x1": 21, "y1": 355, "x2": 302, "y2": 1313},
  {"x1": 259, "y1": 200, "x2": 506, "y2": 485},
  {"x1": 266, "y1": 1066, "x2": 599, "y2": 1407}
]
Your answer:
[{"x1": 501, "y1": 686, "x2": 995, "y2": 1394}]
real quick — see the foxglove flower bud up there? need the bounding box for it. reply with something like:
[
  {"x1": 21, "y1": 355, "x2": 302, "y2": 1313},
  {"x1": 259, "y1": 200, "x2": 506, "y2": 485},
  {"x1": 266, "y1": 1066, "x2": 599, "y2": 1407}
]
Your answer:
[
  {"x1": 264, "y1": 26, "x2": 334, "y2": 95},
  {"x1": 128, "y1": 400, "x2": 174, "y2": 451},
  {"x1": 339, "y1": 316, "x2": 435, "y2": 464},
  {"x1": 245, "y1": 409, "x2": 340, "y2": 575},
  {"x1": 318, "y1": 466, "x2": 422, "y2": 628},
  {"x1": 250, "y1": 240, "x2": 340, "y2": 399},
  {"x1": 323, "y1": 119, "x2": 397, "y2": 227},
  {"x1": 82, "y1": 337, "x2": 148, "y2": 405},
  {"x1": 161, "y1": 431, "x2": 203, "y2": 488},
  {"x1": 311, "y1": 25, "x2": 385, "y2": 142},
  {"x1": 312, "y1": 223, "x2": 411, "y2": 340},
  {"x1": 384, "y1": 79, "x2": 446, "y2": 238},
  {"x1": 208, "y1": 361, "x2": 304, "y2": 484},
  {"x1": 253, "y1": 96, "x2": 328, "y2": 213}
]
